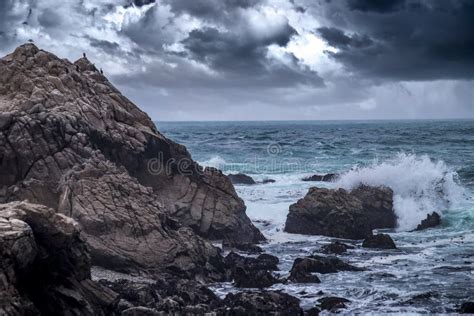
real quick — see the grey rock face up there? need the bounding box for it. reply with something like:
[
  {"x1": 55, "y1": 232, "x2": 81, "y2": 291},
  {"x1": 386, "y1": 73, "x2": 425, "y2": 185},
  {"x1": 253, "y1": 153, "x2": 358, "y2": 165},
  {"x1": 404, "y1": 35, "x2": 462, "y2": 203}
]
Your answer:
[
  {"x1": 0, "y1": 44, "x2": 263, "y2": 275},
  {"x1": 0, "y1": 201, "x2": 118, "y2": 315},
  {"x1": 284, "y1": 185, "x2": 396, "y2": 239}
]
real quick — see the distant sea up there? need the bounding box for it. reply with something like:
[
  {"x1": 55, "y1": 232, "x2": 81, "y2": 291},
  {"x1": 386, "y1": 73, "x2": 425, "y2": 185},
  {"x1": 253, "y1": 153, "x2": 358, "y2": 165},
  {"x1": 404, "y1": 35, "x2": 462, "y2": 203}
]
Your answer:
[{"x1": 157, "y1": 120, "x2": 474, "y2": 313}]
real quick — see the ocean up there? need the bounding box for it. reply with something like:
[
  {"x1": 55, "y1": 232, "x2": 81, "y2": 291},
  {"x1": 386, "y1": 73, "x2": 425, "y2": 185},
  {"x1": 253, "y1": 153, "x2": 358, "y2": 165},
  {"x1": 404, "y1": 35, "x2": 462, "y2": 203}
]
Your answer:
[{"x1": 157, "y1": 120, "x2": 474, "y2": 313}]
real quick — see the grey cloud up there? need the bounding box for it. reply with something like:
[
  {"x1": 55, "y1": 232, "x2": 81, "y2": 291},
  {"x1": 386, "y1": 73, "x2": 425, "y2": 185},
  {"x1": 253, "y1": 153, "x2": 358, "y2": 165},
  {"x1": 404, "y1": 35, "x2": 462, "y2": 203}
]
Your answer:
[
  {"x1": 312, "y1": 0, "x2": 474, "y2": 80},
  {"x1": 347, "y1": 0, "x2": 405, "y2": 13}
]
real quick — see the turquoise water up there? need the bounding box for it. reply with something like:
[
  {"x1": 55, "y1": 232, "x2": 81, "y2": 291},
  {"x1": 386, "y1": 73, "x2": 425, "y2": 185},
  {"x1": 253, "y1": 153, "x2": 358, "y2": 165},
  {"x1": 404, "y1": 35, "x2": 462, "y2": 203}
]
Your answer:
[{"x1": 157, "y1": 120, "x2": 474, "y2": 313}]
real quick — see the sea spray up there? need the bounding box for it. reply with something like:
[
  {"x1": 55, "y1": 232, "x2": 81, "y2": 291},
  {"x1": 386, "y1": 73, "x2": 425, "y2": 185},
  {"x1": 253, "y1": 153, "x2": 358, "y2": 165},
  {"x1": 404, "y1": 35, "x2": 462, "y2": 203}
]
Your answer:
[{"x1": 335, "y1": 153, "x2": 464, "y2": 231}]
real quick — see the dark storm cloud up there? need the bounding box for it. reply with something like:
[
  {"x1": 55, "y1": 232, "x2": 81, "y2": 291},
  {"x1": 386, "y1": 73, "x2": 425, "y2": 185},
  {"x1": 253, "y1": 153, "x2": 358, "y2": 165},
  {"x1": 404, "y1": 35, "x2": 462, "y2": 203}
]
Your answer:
[
  {"x1": 163, "y1": 0, "x2": 259, "y2": 18},
  {"x1": 182, "y1": 25, "x2": 295, "y2": 72},
  {"x1": 347, "y1": 0, "x2": 405, "y2": 13},
  {"x1": 117, "y1": 0, "x2": 324, "y2": 88},
  {"x1": 313, "y1": 0, "x2": 474, "y2": 80}
]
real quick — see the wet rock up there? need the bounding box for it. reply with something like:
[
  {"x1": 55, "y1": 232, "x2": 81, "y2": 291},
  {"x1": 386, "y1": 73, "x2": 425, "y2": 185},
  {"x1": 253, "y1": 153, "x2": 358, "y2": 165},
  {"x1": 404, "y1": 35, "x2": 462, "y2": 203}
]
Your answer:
[
  {"x1": 222, "y1": 240, "x2": 263, "y2": 253},
  {"x1": 284, "y1": 185, "x2": 396, "y2": 239},
  {"x1": 261, "y1": 178, "x2": 276, "y2": 184},
  {"x1": 292, "y1": 255, "x2": 362, "y2": 275},
  {"x1": 459, "y1": 302, "x2": 474, "y2": 314},
  {"x1": 362, "y1": 233, "x2": 397, "y2": 249},
  {"x1": 0, "y1": 43, "x2": 263, "y2": 278},
  {"x1": 99, "y1": 277, "x2": 221, "y2": 313},
  {"x1": 415, "y1": 212, "x2": 441, "y2": 231},
  {"x1": 122, "y1": 306, "x2": 161, "y2": 316},
  {"x1": 224, "y1": 252, "x2": 280, "y2": 287},
  {"x1": 318, "y1": 297, "x2": 350, "y2": 311},
  {"x1": 320, "y1": 241, "x2": 354, "y2": 255},
  {"x1": 0, "y1": 202, "x2": 118, "y2": 315},
  {"x1": 233, "y1": 267, "x2": 280, "y2": 288},
  {"x1": 228, "y1": 173, "x2": 257, "y2": 185},
  {"x1": 302, "y1": 173, "x2": 338, "y2": 182},
  {"x1": 224, "y1": 252, "x2": 279, "y2": 272},
  {"x1": 221, "y1": 291, "x2": 302, "y2": 315}
]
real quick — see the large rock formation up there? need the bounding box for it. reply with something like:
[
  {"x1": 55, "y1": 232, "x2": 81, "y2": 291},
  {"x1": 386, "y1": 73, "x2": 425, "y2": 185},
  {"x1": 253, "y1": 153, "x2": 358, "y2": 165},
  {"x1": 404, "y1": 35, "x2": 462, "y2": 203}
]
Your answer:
[
  {"x1": 284, "y1": 185, "x2": 396, "y2": 239},
  {"x1": 0, "y1": 201, "x2": 118, "y2": 315},
  {"x1": 0, "y1": 44, "x2": 263, "y2": 274}
]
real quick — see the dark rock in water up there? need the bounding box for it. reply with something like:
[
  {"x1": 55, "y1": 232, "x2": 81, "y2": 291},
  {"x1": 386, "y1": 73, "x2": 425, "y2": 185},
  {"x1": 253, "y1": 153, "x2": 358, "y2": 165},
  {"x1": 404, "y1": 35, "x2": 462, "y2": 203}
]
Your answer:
[
  {"x1": 0, "y1": 202, "x2": 118, "y2": 315},
  {"x1": 318, "y1": 297, "x2": 350, "y2": 311},
  {"x1": 459, "y1": 302, "x2": 474, "y2": 314},
  {"x1": 289, "y1": 255, "x2": 361, "y2": 283},
  {"x1": 228, "y1": 173, "x2": 257, "y2": 185},
  {"x1": 362, "y1": 233, "x2": 397, "y2": 249},
  {"x1": 288, "y1": 266, "x2": 321, "y2": 284},
  {"x1": 306, "y1": 307, "x2": 321, "y2": 315},
  {"x1": 223, "y1": 252, "x2": 280, "y2": 288},
  {"x1": 320, "y1": 241, "x2": 354, "y2": 255},
  {"x1": 415, "y1": 212, "x2": 441, "y2": 231},
  {"x1": 222, "y1": 240, "x2": 263, "y2": 253},
  {"x1": 284, "y1": 185, "x2": 396, "y2": 239},
  {"x1": 221, "y1": 291, "x2": 302, "y2": 315},
  {"x1": 233, "y1": 267, "x2": 280, "y2": 288},
  {"x1": 0, "y1": 44, "x2": 264, "y2": 278},
  {"x1": 302, "y1": 173, "x2": 338, "y2": 182},
  {"x1": 261, "y1": 178, "x2": 276, "y2": 184},
  {"x1": 224, "y1": 251, "x2": 279, "y2": 272},
  {"x1": 306, "y1": 255, "x2": 362, "y2": 273}
]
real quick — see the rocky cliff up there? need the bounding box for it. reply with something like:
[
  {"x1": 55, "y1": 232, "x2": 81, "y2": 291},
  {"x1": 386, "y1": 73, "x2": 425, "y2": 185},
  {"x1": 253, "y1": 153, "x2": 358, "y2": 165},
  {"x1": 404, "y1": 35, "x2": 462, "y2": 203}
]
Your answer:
[
  {"x1": 0, "y1": 44, "x2": 263, "y2": 274},
  {"x1": 0, "y1": 202, "x2": 118, "y2": 315}
]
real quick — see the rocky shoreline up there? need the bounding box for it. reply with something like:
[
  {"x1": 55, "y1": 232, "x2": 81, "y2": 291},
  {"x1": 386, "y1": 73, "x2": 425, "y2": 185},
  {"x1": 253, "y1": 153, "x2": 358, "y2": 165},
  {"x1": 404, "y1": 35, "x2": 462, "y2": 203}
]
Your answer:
[{"x1": 1, "y1": 44, "x2": 471, "y2": 315}]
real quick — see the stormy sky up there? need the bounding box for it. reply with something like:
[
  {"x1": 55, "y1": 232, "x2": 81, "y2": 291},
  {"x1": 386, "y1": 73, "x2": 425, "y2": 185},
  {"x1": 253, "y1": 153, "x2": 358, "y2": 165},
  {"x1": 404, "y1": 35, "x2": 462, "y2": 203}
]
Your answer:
[{"x1": 0, "y1": 0, "x2": 473, "y2": 120}]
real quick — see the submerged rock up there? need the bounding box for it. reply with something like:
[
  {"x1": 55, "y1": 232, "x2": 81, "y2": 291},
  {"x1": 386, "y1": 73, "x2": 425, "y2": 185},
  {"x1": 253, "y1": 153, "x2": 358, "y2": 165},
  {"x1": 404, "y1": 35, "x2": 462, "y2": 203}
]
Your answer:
[
  {"x1": 318, "y1": 297, "x2": 350, "y2": 311},
  {"x1": 284, "y1": 185, "x2": 396, "y2": 239},
  {"x1": 0, "y1": 202, "x2": 118, "y2": 315},
  {"x1": 320, "y1": 241, "x2": 354, "y2": 255},
  {"x1": 0, "y1": 44, "x2": 263, "y2": 277},
  {"x1": 302, "y1": 173, "x2": 338, "y2": 182},
  {"x1": 362, "y1": 233, "x2": 397, "y2": 249},
  {"x1": 415, "y1": 212, "x2": 441, "y2": 231},
  {"x1": 289, "y1": 255, "x2": 361, "y2": 283},
  {"x1": 228, "y1": 173, "x2": 257, "y2": 185}
]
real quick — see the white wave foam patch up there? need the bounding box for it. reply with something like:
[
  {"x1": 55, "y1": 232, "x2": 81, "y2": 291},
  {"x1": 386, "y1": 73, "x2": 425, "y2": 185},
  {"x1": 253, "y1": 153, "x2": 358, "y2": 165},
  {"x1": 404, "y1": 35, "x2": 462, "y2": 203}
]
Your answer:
[
  {"x1": 198, "y1": 156, "x2": 227, "y2": 169},
  {"x1": 335, "y1": 153, "x2": 464, "y2": 231}
]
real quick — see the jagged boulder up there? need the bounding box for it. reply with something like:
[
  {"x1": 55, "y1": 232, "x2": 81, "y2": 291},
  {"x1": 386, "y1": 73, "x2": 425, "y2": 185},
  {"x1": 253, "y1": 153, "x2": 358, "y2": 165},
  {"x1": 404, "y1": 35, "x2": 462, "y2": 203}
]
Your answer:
[
  {"x1": 415, "y1": 212, "x2": 441, "y2": 231},
  {"x1": 284, "y1": 185, "x2": 396, "y2": 239},
  {"x1": 0, "y1": 201, "x2": 118, "y2": 315},
  {"x1": 0, "y1": 44, "x2": 263, "y2": 274}
]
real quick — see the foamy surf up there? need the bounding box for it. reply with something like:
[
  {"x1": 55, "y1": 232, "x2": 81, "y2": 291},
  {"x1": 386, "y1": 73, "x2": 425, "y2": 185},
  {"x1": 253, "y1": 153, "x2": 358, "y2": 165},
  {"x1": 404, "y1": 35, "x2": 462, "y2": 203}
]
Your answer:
[{"x1": 335, "y1": 153, "x2": 465, "y2": 231}]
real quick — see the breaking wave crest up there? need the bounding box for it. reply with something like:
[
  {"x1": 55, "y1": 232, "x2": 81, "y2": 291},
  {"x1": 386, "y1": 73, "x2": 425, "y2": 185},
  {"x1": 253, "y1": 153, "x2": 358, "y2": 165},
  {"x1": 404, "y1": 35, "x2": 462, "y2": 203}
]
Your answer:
[{"x1": 335, "y1": 153, "x2": 464, "y2": 231}]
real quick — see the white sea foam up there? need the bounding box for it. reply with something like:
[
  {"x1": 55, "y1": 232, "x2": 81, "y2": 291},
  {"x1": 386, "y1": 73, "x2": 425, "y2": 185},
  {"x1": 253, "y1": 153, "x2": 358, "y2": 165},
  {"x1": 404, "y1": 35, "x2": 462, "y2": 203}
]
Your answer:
[
  {"x1": 198, "y1": 155, "x2": 227, "y2": 169},
  {"x1": 335, "y1": 153, "x2": 464, "y2": 231}
]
